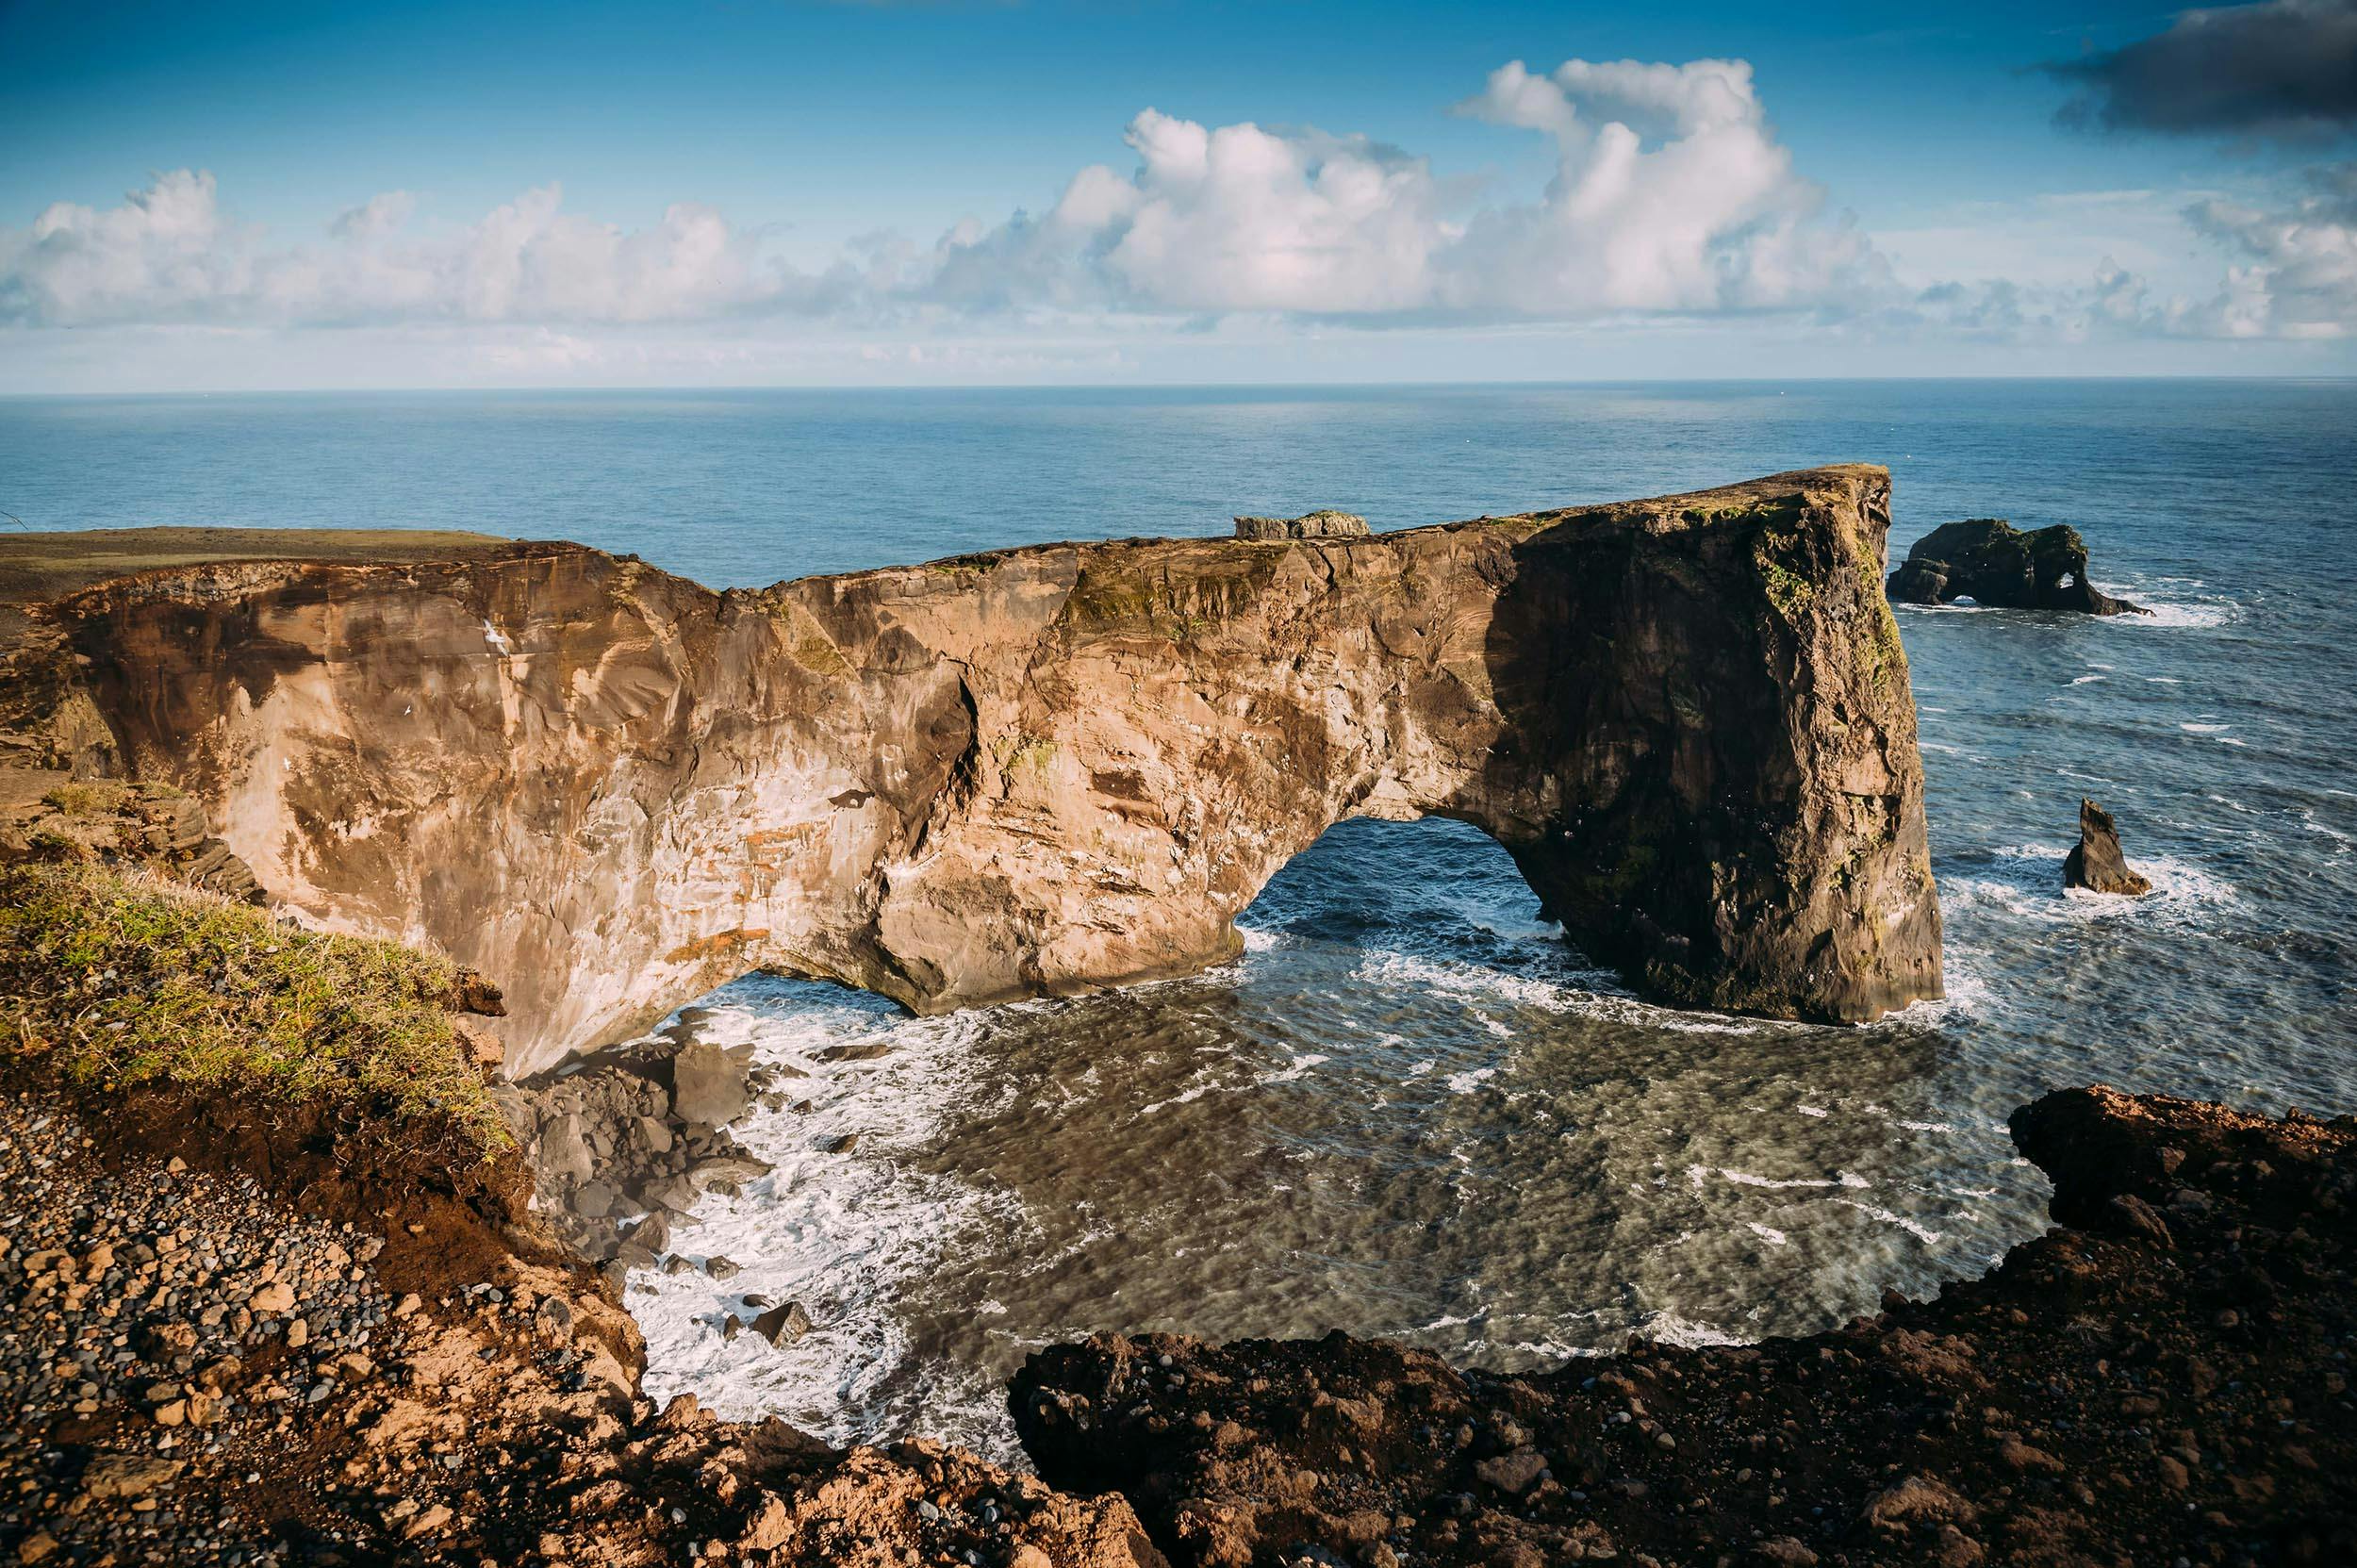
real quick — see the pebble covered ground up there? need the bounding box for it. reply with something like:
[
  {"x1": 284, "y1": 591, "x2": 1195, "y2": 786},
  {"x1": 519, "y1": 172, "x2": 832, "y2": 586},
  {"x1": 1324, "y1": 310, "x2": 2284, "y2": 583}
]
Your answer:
[
  {"x1": 0, "y1": 1090, "x2": 404, "y2": 1564},
  {"x1": 0, "y1": 1081, "x2": 1160, "y2": 1568}
]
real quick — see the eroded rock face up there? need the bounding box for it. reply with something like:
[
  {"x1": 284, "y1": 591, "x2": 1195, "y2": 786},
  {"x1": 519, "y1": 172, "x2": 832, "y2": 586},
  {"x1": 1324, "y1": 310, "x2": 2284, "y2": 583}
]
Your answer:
[
  {"x1": 35, "y1": 465, "x2": 1940, "y2": 1073},
  {"x1": 2064, "y1": 796, "x2": 2152, "y2": 896},
  {"x1": 1887, "y1": 519, "x2": 2146, "y2": 615}
]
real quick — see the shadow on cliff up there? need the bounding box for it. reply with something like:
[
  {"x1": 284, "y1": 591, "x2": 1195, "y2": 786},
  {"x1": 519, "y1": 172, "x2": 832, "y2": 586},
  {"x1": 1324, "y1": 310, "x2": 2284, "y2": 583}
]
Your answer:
[{"x1": 1456, "y1": 504, "x2": 1788, "y2": 1013}]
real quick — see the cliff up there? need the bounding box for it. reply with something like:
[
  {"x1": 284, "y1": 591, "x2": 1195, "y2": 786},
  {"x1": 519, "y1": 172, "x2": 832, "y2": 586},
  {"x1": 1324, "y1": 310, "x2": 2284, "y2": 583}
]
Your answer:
[{"x1": 3, "y1": 464, "x2": 1940, "y2": 1074}]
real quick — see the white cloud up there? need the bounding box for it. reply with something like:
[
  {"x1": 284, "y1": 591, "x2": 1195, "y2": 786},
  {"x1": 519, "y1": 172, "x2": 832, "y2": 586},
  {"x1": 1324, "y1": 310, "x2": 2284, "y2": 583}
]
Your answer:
[
  {"x1": 1, "y1": 175, "x2": 800, "y2": 326},
  {"x1": 3, "y1": 57, "x2": 1883, "y2": 332},
  {"x1": 2180, "y1": 163, "x2": 2357, "y2": 337},
  {"x1": 3, "y1": 62, "x2": 2352, "y2": 382}
]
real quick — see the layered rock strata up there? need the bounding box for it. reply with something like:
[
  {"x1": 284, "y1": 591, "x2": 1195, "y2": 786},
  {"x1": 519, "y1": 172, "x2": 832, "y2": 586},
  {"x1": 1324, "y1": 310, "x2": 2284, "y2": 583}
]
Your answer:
[{"x1": 20, "y1": 465, "x2": 1940, "y2": 1074}]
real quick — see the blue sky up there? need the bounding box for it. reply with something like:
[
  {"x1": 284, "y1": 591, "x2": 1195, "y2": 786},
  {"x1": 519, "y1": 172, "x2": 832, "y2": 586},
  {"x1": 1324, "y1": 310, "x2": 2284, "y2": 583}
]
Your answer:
[{"x1": 5, "y1": 0, "x2": 2354, "y2": 388}]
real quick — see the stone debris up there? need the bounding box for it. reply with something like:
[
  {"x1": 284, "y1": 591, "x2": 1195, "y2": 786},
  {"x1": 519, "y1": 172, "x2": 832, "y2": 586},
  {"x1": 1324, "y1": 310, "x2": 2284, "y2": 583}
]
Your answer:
[{"x1": 1232, "y1": 509, "x2": 1370, "y2": 540}]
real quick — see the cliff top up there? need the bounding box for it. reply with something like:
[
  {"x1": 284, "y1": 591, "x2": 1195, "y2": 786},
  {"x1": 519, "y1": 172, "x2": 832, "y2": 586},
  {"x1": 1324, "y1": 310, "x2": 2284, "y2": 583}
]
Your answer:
[
  {"x1": 0, "y1": 524, "x2": 525, "y2": 604},
  {"x1": 1, "y1": 464, "x2": 1890, "y2": 606}
]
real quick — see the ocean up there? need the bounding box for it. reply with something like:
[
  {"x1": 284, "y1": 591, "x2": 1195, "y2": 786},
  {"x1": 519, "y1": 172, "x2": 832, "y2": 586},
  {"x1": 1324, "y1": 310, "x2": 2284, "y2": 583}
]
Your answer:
[{"x1": 5, "y1": 380, "x2": 2351, "y2": 1459}]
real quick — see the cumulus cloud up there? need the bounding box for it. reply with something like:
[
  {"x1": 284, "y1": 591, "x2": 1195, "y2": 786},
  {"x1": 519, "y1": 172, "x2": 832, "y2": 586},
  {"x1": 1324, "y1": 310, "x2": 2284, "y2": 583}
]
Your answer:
[
  {"x1": 2181, "y1": 161, "x2": 2357, "y2": 335},
  {"x1": 0, "y1": 173, "x2": 808, "y2": 326},
  {"x1": 2, "y1": 56, "x2": 1888, "y2": 334},
  {"x1": 2048, "y1": 0, "x2": 2357, "y2": 140},
  {"x1": 6, "y1": 54, "x2": 2349, "y2": 359},
  {"x1": 1443, "y1": 58, "x2": 1879, "y2": 313},
  {"x1": 969, "y1": 58, "x2": 1884, "y2": 319},
  {"x1": 1904, "y1": 166, "x2": 2357, "y2": 343}
]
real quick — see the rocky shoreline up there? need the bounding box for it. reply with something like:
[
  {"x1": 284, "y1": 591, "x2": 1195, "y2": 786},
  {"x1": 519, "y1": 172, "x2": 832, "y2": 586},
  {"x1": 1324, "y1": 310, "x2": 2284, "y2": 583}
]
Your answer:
[
  {"x1": 4, "y1": 1061, "x2": 2348, "y2": 1567},
  {"x1": 1013, "y1": 1088, "x2": 2355, "y2": 1568}
]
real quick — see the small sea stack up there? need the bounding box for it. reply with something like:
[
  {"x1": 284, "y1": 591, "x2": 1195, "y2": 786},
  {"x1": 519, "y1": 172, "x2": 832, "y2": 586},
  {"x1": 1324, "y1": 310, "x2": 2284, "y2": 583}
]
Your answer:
[
  {"x1": 2064, "y1": 797, "x2": 2153, "y2": 895},
  {"x1": 1887, "y1": 519, "x2": 2146, "y2": 615}
]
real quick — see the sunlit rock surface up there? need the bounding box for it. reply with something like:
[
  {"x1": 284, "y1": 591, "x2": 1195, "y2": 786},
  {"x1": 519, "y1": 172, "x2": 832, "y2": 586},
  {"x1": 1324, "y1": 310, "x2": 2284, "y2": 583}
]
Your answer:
[{"x1": 15, "y1": 465, "x2": 1941, "y2": 1073}]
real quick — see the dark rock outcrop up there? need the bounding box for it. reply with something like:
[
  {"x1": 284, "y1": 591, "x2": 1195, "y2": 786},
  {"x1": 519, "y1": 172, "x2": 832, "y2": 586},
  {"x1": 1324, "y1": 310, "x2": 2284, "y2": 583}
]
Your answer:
[
  {"x1": 2064, "y1": 796, "x2": 2152, "y2": 895},
  {"x1": 8, "y1": 465, "x2": 1941, "y2": 1072},
  {"x1": 1887, "y1": 519, "x2": 2146, "y2": 615},
  {"x1": 1013, "y1": 1086, "x2": 2357, "y2": 1568}
]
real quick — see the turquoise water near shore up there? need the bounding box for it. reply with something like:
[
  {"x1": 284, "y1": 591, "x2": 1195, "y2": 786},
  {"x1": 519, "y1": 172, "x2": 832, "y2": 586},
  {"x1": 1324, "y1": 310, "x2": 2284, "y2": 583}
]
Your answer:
[{"x1": 6, "y1": 380, "x2": 2352, "y2": 1458}]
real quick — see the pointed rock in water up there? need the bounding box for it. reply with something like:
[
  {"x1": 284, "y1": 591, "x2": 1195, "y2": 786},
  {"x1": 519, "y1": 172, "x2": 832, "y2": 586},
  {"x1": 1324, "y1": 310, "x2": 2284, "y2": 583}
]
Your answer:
[
  {"x1": 1887, "y1": 519, "x2": 2146, "y2": 615},
  {"x1": 750, "y1": 1300, "x2": 813, "y2": 1345},
  {"x1": 2063, "y1": 798, "x2": 2152, "y2": 896}
]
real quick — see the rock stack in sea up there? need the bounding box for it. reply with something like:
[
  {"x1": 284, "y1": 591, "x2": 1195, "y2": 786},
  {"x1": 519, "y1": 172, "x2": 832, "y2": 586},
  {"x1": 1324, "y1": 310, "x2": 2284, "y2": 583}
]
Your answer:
[{"x1": 2063, "y1": 797, "x2": 2153, "y2": 896}]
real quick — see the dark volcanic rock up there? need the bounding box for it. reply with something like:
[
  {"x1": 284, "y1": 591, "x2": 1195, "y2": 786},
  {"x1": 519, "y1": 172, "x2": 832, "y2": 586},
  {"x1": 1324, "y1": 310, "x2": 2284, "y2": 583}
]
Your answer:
[
  {"x1": 1887, "y1": 518, "x2": 2146, "y2": 615},
  {"x1": 2063, "y1": 796, "x2": 2153, "y2": 895},
  {"x1": 1013, "y1": 1087, "x2": 2357, "y2": 1568},
  {"x1": 750, "y1": 1300, "x2": 814, "y2": 1345}
]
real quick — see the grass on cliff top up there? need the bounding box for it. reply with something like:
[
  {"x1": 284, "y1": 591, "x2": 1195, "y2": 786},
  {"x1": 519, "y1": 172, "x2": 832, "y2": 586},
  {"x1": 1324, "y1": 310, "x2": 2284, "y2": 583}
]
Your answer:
[{"x1": 0, "y1": 860, "x2": 511, "y2": 1158}]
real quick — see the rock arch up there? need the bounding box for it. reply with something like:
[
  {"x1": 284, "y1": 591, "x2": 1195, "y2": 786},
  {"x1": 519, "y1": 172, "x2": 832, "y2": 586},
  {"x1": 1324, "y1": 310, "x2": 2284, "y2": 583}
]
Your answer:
[{"x1": 49, "y1": 465, "x2": 1940, "y2": 1074}]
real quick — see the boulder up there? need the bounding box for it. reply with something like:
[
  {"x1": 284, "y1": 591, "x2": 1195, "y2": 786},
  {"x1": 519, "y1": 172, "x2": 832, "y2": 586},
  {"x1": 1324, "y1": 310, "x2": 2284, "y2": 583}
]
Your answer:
[
  {"x1": 2063, "y1": 798, "x2": 2151, "y2": 896},
  {"x1": 1887, "y1": 519, "x2": 2145, "y2": 615},
  {"x1": 750, "y1": 1300, "x2": 814, "y2": 1345},
  {"x1": 671, "y1": 1041, "x2": 752, "y2": 1128}
]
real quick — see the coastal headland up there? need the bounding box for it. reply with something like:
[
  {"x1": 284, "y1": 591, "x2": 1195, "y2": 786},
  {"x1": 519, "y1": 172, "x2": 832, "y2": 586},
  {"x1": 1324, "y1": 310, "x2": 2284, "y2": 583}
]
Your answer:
[
  {"x1": 4, "y1": 465, "x2": 1939, "y2": 1078},
  {"x1": 3, "y1": 472, "x2": 2346, "y2": 1566}
]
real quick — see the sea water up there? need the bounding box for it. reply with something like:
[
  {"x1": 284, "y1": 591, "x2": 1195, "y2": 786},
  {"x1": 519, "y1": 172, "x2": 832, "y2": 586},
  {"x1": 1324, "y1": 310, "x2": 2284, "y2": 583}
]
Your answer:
[{"x1": 6, "y1": 380, "x2": 2352, "y2": 1459}]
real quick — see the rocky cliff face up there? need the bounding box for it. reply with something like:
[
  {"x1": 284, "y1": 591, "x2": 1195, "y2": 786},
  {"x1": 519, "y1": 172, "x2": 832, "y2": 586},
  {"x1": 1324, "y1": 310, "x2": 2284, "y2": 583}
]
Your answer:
[{"x1": 24, "y1": 464, "x2": 1940, "y2": 1073}]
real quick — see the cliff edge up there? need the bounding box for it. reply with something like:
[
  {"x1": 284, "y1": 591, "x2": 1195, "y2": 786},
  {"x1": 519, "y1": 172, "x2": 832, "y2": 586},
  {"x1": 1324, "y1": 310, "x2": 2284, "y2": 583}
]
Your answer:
[{"x1": 3, "y1": 465, "x2": 1940, "y2": 1073}]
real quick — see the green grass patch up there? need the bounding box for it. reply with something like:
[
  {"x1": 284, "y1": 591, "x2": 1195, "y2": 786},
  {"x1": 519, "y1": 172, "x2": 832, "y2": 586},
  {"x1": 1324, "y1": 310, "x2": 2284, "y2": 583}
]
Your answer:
[
  {"x1": 0, "y1": 861, "x2": 510, "y2": 1158},
  {"x1": 40, "y1": 782, "x2": 125, "y2": 816}
]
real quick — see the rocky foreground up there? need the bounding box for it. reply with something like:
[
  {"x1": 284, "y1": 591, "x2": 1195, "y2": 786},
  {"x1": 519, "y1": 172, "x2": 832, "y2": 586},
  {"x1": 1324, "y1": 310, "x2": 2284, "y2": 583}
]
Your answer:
[
  {"x1": 0, "y1": 1080, "x2": 1162, "y2": 1568},
  {"x1": 1014, "y1": 1087, "x2": 2355, "y2": 1568},
  {"x1": 2, "y1": 1073, "x2": 2349, "y2": 1568}
]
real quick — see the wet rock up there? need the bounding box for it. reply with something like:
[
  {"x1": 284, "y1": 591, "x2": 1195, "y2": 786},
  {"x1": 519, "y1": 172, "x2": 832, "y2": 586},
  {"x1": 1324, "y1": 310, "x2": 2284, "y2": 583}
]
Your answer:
[
  {"x1": 2063, "y1": 797, "x2": 2151, "y2": 896},
  {"x1": 671, "y1": 1041, "x2": 752, "y2": 1127},
  {"x1": 813, "y1": 1040, "x2": 892, "y2": 1063},
  {"x1": 750, "y1": 1301, "x2": 814, "y2": 1345},
  {"x1": 1887, "y1": 519, "x2": 2145, "y2": 615}
]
